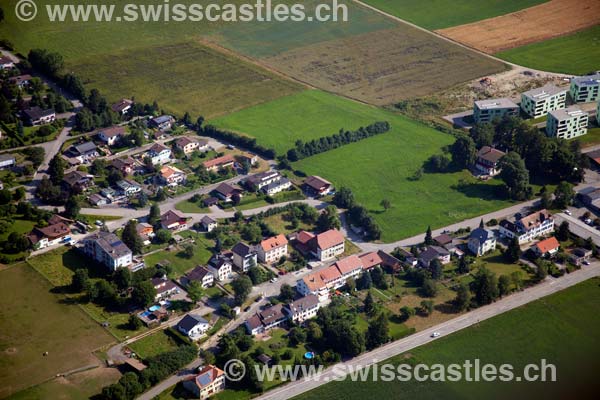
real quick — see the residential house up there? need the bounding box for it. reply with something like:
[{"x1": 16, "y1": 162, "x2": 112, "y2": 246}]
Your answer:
[
  {"x1": 152, "y1": 277, "x2": 179, "y2": 300},
  {"x1": 27, "y1": 215, "x2": 72, "y2": 249},
  {"x1": 0, "y1": 154, "x2": 15, "y2": 169},
  {"x1": 499, "y1": 209, "x2": 554, "y2": 244},
  {"x1": 245, "y1": 303, "x2": 287, "y2": 335},
  {"x1": 83, "y1": 231, "x2": 132, "y2": 271},
  {"x1": 110, "y1": 157, "x2": 136, "y2": 175},
  {"x1": 23, "y1": 107, "x2": 56, "y2": 126},
  {"x1": 62, "y1": 170, "x2": 94, "y2": 192},
  {"x1": 115, "y1": 179, "x2": 142, "y2": 197},
  {"x1": 237, "y1": 153, "x2": 258, "y2": 166},
  {"x1": 303, "y1": 175, "x2": 333, "y2": 196},
  {"x1": 418, "y1": 246, "x2": 451, "y2": 268},
  {"x1": 473, "y1": 98, "x2": 519, "y2": 124},
  {"x1": 569, "y1": 248, "x2": 592, "y2": 266},
  {"x1": 521, "y1": 84, "x2": 567, "y2": 118},
  {"x1": 245, "y1": 171, "x2": 282, "y2": 191},
  {"x1": 182, "y1": 365, "x2": 225, "y2": 400},
  {"x1": 202, "y1": 197, "x2": 219, "y2": 207},
  {"x1": 97, "y1": 126, "x2": 126, "y2": 146},
  {"x1": 136, "y1": 222, "x2": 154, "y2": 245},
  {"x1": 110, "y1": 99, "x2": 133, "y2": 115},
  {"x1": 69, "y1": 141, "x2": 98, "y2": 163},
  {"x1": 433, "y1": 233, "x2": 453, "y2": 247},
  {"x1": 284, "y1": 294, "x2": 320, "y2": 323},
  {"x1": 200, "y1": 216, "x2": 218, "y2": 233},
  {"x1": 149, "y1": 115, "x2": 175, "y2": 130},
  {"x1": 231, "y1": 242, "x2": 257, "y2": 272},
  {"x1": 359, "y1": 251, "x2": 383, "y2": 271},
  {"x1": 532, "y1": 236, "x2": 560, "y2": 258},
  {"x1": 8, "y1": 74, "x2": 32, "y2": 89},
  {"x1": 182, "y1": 265, "x2": 214, "y2": 288},
  {"x1": 262, "y1": 177, "x2": 292, "y2": 196},
  {"x1": 100, "y1": 187, "x2": 119, "y2": 202},
  {"x1": 207, "y1": 254, "x2": 233, "y2": 281},
  {"x1": 295, "y1": 229, "x2": 345, "y2": 261},
  {"x1": 202, "y1": 154, "x2": 235, "y2": 172},
  {"x1": 334, "y1": 254, "x2": 363, "y2": 281},
  {"x1": 160, "y1": 210, "x2": 188, "y2": 231},
  {"x1": 175, "y1": 137, "x2": 209, "y2": 155},
  {"x1": 147, "y1": 143, "x2": 171, "y2": 165},
  {"x1": 475, "y1": 146, "x2": 506, "y2": 176},
  {"x1": 160, "y1": 165, "x2": 186, "y2": 186},
  {"x1": 546, "y1": 106, "x2": 589, "y2": 140},
  {"x1": 213, "y1": 182, "x2": 243, "y2": 202},
  {"x1": 296, "y1": 264, "x2": 344, "y2": 301},
  {"x1": 88, "y1": 193, "x2": 108, "y2": 206},
  {"x1": 177, "y1": 314, "x2": 211, "y2": 341},
  {"x1": 258, "y1": 234, "x2": 288, "y2": 264},
  {"x1": 570, "y1": 73, "x2": 600, "y2": 103},
  {"x1": 468, "y1": 228, "x2": 496, "y2": 257},
  {"x1": 0, "y1": 56, "x2": 15, "y2": 69}
]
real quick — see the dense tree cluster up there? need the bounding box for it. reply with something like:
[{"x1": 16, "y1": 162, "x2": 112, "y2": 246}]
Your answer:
[
  {"x1": 201, "y1": 124, "x2": 276, "y2": 159},
  {"x1": 286, "y1": 121, "x2": 390, "y2": 161},
  {"x1": 332, "y1": 186, "x2": 381, "y2": 240}
]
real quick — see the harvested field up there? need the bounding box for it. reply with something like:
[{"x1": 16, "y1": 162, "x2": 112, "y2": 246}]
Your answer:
[
  {"x1": 263, "y1": 27, "x2": 507, "y2": 105},
  {"x1": 437, "y1": 0, "x2": 600, "y2": 54}
]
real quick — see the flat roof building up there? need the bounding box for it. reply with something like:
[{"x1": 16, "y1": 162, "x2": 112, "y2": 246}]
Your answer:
[
  {"x1": 473, "y1": 98, "x2": 519, "y2": 124},
  {"x1": 521, "y1": 84, "x2": 567, "y2": 118},
  {"x1": 570, "y1": 73, "x2": 600, "y2": 103},
  {"x1": 546, "y1": 106, "x2": 588, "y2": 140}
]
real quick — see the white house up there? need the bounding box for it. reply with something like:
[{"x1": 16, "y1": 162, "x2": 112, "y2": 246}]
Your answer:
[
  {"x1": 115, "y1": 179, "x2": 142, "y2": 196},
  {"x1": 184, "y1": 265, "x2": 214, "y2": 288},
  {"x1": 521, "y1": 84, "x2": 567, "y2": 118},
  {"x1": 284, "y1": 294, "x2": 320, "y2": 323},
  {"x1": 257, "y1": 234, "x2": 288, "y2": 264},
  {"x1": 0, "y1": 154, "x2": 16, "y2": 170},
  {"x1": 160, "y1": 165, "x2": 186, "y2": 186},
  {"x1": 499, "y1": 209, "x2": 554, "y2": 244},
  {"x1": 532, "y1": 236, "x2": 560, "y2": 258},
  {"x1": 468, "y1": 228, "x2": 496, "y2": 257},
  {"x1": 231, "y1": 242, "x2": 257, "y2": 272},
  {"x1": 182, "y1": 365, "x2": 226, "y2": 400},
  {"x1": 177, "y1": 314, "x2": 211, "y2": 341},
  {"x1": 147, "y1": 143, "x2": 171, "y2": 165},
  {"x1": 200, "y1": 216, "x2": 218, "y2": 233},
  {"x1": 111, "y1": 99, "x2": 133, "y2": 115},
  {"x1": 83, "y1": 231, "x2": 132, "y2": 271},
  {"x1": 207, "y1": 254, "x2": 233, "y2": 281},
  {"x1": 97, "y1": 126, "x2": 126, "y2": 146},
  {"x1": 261, "y1": 178, "x2": 292, "y2": 196}
]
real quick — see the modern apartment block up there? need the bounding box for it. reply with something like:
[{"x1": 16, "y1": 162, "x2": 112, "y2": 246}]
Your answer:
[
  {"x1": 546, "y1": 106, "x2": 589, "y2": 139},
  {"x1": 521, "y1": 84, "x2": 567, "y2": 118},
  {"x1": 570, "y1": 73, "x2": 600, "y2": 103},
  {"x1": 473, "y1": 98, "x2": 519, "y2": 124}
]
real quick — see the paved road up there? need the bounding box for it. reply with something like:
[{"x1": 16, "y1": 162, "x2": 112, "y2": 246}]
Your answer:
[
  {"x1": 256, "y1": 264, "x2": 600, "y2": 400},
  {"x1": 555, "y1": 213, "x2": 600, "y2": 246}
]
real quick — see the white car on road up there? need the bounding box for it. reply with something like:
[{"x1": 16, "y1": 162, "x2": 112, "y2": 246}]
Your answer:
[
  {"x1": 563, "y1": 210, "x2": 572, "y2": 216},
  {"x1": 431, "y1": 332, "x2": 441, "y2": 338}
]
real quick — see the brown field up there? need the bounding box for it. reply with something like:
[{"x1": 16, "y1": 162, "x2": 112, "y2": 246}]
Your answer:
[
  {"x1": 262, "y1": 27, "x2": 507, "y2": 105},
  {"x1": 437, "y1": 0, "x2": 600, "y2": 54}
]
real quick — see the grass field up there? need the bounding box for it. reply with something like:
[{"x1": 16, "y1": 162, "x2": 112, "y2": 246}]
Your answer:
[
  {"x1": 360, "y1": 0, "x2": 547, "y2": 30},
  {"x1": 296, "y1": 277, "x2": 600, "y2": 400},
  {"x1": 496, "y1": 25, "x2": 600, "y2": 75},
  {"x1": 69, "y1": 41, "x2": 302, "y2": 118},
  {"x1": 219, "y1": 92, "x2": 513, "y2": 241},
  {"x1": 144, "y1": 233, "x2": 214, "y2": 277},
  {"x1": 129, "y1": 329, "x2": 183, "y2": 360},
  {"x1": 577, "y1": 127, "x2": 600, "y2": 147},
  {"x1": 0, "y1": 264, "x2": 114, "y2": 398}
]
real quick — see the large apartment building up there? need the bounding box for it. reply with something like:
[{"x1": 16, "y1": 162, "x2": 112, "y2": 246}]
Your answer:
[
  {"x1": 521, "y1": 85, "x2": 567, "y2": 118},
  {"x1": 570, "y1": 73, "x2": 600, "y2": 103},
  {"x1": 499, "y1": 209, "x2": 554, "y2": 244},
  {"x1": 83, "y1": 231, "x2": 132, "y2": 271},
  {"x1": 546, "y1": 106, "x2": 589, "y2": 139},
  {"x1": 473, "y1": 98, "x2": 519, "y2": 124}
]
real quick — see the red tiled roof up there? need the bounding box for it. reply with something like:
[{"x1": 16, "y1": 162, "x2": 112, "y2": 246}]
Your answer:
[
  {"x1": 319, "y1": 265, "x2": 342, "y2": 283},
  {"x1": 296, "y1": 230, "x2": 315, "y2": 245},
  {"x1": 534, "y1": 237, "x2": 560, "y2": 253},
  {"x1": 260, "y1": 234, "x2": 288, "y2": 252},
  {"x1": 334, "y1": 255, "x2": 362, "y2": 274},
  {"x1": 203, "y1": 154, "x2": 235, "y2": 169},
  {"x1": 314, "y1": 229, "x2": 344, "y2": 250},
  {"x1": 359, "y1": 252, "x2": 383, "y2": 270}
]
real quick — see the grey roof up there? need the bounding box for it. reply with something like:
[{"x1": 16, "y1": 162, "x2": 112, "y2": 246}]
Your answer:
[
  {"x1": 262, "y1": 178, "x2": 290, "y2": 192},
  {"x1": 201, "y1": 216, "x2": 217, "y2": 225},
  {"x1": 85, "y1": 231, "x2": 131, "y2": 258},
  {"x1": 177, "y1": 314, "x2": 208, "y2": 332},
  {"x1": 246, "y1": 170, "x2": 281, "y2": 186},
  {"x1": 571, "y1": 73, "x2": 600, "y2": 87},
  {"x1": 469, "y1": 228, "x2": 494, "y2": 244},
  {"x1": 73, "y1": 141, "x2": 97, "y2": 155},
  {"x1": 152, "y1": 115, "x2": 173, "y2": 125},
  {"x1": 522, "y1": 84, "x2": 567, "y2": 101},
  {"x1": 548, "y1": 106, "x2": 588, "y2": 121},
  {"x1": 232, "y1": 242, "x2": 255, "y2": 257},
  {"x1": 186, "y1": 265, "x2": 212, "y2": 282},
  {"x1": 24, "y1": 106, "x2": 54, "y2": 120},
  {"x1": 419, "y1": 246, "x2": 449, "y2": 264},
  {"x1": 474, "y1": 97, "x2": 518, "y2": 110},
  {"x1": 0, "y1": 154, "x2": 15, "y2": 163},
  {"x1": 287, "y1": 294, "x2": 319, "y2": 313}
]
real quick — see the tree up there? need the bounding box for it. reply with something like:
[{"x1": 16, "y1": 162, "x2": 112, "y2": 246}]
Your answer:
[
  {"x1": 71, "y1": 269, "x2": 89, "y2": 292},
  {"x1": 553, "y1": 181, "x2": 574, "y2": 209},
  {"x1": 366, "y1": 312, "x2": 389, "y2": 350},
  {"x1": 429, "y1": 258, "x2": 443, "y2": 280},
  {"x1": 128, "y1": 314, "x2": 143, "y2": 330},
  {"x1": 535, "y1": 261, "x2": 548, "y2": 281},
  {"x1": 148, "y1": 203, "x2": 161, "y2": 226},
  {"x1": 155, "y1": 229, "x2": 171, "y2": 244},
  {"x1": 187, "y1": 281, "x2": 204, "y2": 303},
  {"x1": 510, "y1": 271, "x2": 523, "y2": 291},
  {"x1": 420, "y1": 300, "x2": 434, "y2": 316},
  {"x1": 48, "y1": 154, "x2": 66, "y2": 185},
  {"x1": 470, "y1": 123, "x2": 494, "y2": 148},
  {"x1": 279, "y1": 283, "x2": 295, "y2": 303},
  {"x1": 241, "y1": 223, "x2": 262, "y2": 244},
  {"x1": 122, "y1": 220, "x2": 143, "y2": 254},
  {"x1": 504, "y1": 237, "x2": 521, "y2": 263},
  {"x1": 380, "y1": 199, "x2": 391, "y2": 211},
  {"x1": 540, "y1": 189, "x2": 552, "y2": 210},
  {"x1": 183, "y1": 243, "x2": 195, "y2": 258},
  {"x1": 424, "y1": 225, "x2": 433, "y2": 245},
  {"x1": 498, "y1": 275, "x2": 511, "y2": 297},
  {"x1": 358, "y1": 271, "x2": 372, "y2": 290},
  {"x1": 231, "y1": 275, "x2": 253, "y2": 305},
  {"x1": 556, "y1": 221, "x2": 570, "y2": 241},
  {"x1": 499, "y1": 152, "x2": 531, "y2": 200},
  {"x1": 471, "y1": 267, "x2": 499, "y2": 306},
  {"x1": 64, "y1": 196, "x2": 81, "y2": 219},
  {"x1": 288, "y1": 327, "x2": 307, "y2": 346},
  {"x1": 114, "y1": 268, "x2": 132, "y2": 291},
  {"x1": 398, "y1": 306, "x2": 415, "y2": 322},
  {"x1": 132, "y1": 281, "x2": 156, "y2": 308},
  {"x1": 450, "y1": 135, "x2": 477, "y2": 169},
  {"x1": 457, "y1": 256, "x2": 470, "y2": 274},
  {"x1": 420, "y1": 279, "x2": 438, "y2": 297},
  {"x1": 364, "y1": 291, "x2": 376, "y2": 316},
  {"x1": 332, "y1": 187, "x2": 355, "y2": 208},
  {"x1": 454, "y1": 282, "x2": 471, "y2": 311},
  {"x1": 316, "y1": 205, "x2": 341, "y2": 232}
]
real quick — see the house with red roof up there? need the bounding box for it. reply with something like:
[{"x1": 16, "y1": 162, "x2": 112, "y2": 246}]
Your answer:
[
  {"x1": 532, "y1": 236, "x2": 560, "y2": 258},
  {"x1": 257, "y1": 234, "x2": 288, "y2": 264},
  {"x1": 292, "y1": 229, "x2": 345, "y2": 261},
  {"x1": 183, "y1": 365, "x2": 226, "y2": 399},
  {"x1": 333, "y1": 254, "x2": 363, "y2": 280}
]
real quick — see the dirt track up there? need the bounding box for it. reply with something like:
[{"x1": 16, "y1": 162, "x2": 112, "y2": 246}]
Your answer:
[{"x1": 436, "y1": 0, "x2": 600, "y2": 54}]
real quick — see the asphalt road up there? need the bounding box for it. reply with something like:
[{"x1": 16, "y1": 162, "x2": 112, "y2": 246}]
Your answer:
[{"x1": 255, "y1": 264, "x2": 600, "y2": 400}]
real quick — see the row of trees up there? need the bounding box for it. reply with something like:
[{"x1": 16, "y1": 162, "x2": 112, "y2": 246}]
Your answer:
[
  {"x1": 201, "y1": 124, "x2": 276, "y2": 159},
  {"x1": 286, "y1": 121, "x2": 391, "y2": 161}
]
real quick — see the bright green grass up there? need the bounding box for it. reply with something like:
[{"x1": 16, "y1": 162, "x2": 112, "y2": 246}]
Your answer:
[
  {"x1": 0, "y1": 219, "x2": 35, "y2": 242},
  {"x1": 144, "y1": 233, "x2": 214, "y2": 277},
  {"x1": 360, "y1": 0, "x2": 547, "y2": 30},
  {"x1": 576, "y1": 127, "x2": 600, "y2": 147},
  {"x1": 0, "y1": 264, "x2": 114, "y2": 398},
  {"x1": 296, "y1": 277, "x2": 600, "y2": 400},
  {"x1": 496, "y1": 25, "x2": 600, "y2": 75},
  {"x1": 211, "y1": 90, "x2": 407, "y2": 154},
  {"x1": 129, "y1": 329, "x2": 183, "y2": 360}
]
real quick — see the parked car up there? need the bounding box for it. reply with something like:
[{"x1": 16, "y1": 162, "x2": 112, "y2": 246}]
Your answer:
[
  {"x1": 431, "y1": 332, "x2": 441, "y2": 338},
  {"x1": 563, "y1": 210, "x2": 572, "y2": 216}
]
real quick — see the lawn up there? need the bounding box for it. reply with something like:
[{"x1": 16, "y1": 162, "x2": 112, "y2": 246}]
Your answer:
[
  {"x1": 129, "y1": 329, "x2": 184, "y2": 360},
  {"x1": 175, "y1": 199, "x2": 210, "y2": 214},
  {"x1": 144, "y1": 232, "x2": 215, "y2": 277},
  {"x1": 296, "y1": 277, "x2": 600, "y2": 400},
  {"x1": 360, "y1": 0, "x2": 547, "y2": 30},
  {"x1": 0, "y1": 264, "x2": 114, "y2": 398},
  {"x1": 496, "y1": 25, "x2": 600, "y2": 75},
  {"x1": 577, "y1": 127, "x2": 600, "y2": 147}
]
